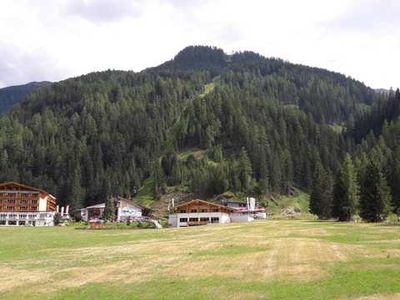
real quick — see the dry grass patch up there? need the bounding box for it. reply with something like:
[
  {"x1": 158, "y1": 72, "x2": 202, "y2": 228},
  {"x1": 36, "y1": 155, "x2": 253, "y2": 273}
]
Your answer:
[{"x1": 1, "y1": 220, "x2": 400, "y2": 299}]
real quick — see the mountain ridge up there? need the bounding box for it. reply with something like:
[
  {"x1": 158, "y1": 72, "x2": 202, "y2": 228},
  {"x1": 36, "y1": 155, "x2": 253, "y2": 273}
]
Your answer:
[
  {"x1": 0, "y1": 45, "x2": 398, "y2": 213},
  {"x1": 0, "y1": 81, "x2": 52, "y2": 113}
]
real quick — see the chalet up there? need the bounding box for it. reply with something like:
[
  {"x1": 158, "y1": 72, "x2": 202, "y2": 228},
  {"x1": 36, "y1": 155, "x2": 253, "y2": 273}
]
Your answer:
[
  {"x1": 169, "y1": 198, "x2": 267, "y2": 227},
  {"x1": 0, "y1": 182, "x2": 56, "y2": 226},
  {"x1": 168, "y1": 199, "x2": 235, "y2": 227},
  {"x1": 79, "y1": 196, "x2": 147, "y2": 222}
]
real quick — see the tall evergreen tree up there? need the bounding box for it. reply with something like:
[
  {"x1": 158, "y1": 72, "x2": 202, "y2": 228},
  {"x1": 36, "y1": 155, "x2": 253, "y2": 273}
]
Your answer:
[
  {"x1": 332, "y1": 154, "x2": 359, "y2": 221},
  {"x1": 388, "y1": 148, "x2": 400, "y2": 214},
  {"x1": 102, "y1": 197, "x2": 115, "y2": 222},
  {"x1": 309, "y1": 163, "x2": 332, "y2": 219},
  {"x1": 238, "y1": 147, "x2": 252, "y2": 192},
  {"x1": 359, "y1": 160, "x2": 391, "y2": 222}
]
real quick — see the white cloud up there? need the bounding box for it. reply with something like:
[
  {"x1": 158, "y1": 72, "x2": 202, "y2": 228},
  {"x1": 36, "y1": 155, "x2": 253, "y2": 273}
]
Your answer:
[
  {"x1": 0, "y1": 0, "x2": 398, "y2": 89},
  {"x1": 64, "y1": 0, "x2": 143, "y2": 23}
]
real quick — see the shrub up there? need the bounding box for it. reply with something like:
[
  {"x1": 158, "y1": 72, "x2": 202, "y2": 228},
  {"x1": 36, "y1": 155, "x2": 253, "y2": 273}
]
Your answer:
[
  {"x1": 54, "y1": 213, "x2": 62, "y2": 225},
  {"x1": 385, "y1": 213, "x2": 399, "y2": 225}
]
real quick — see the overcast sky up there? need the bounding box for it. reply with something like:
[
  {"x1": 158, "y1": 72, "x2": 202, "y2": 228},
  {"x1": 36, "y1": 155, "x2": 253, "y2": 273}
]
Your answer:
[{"x1": 0, "y1": 0, "x2": 399, "y2": 89}]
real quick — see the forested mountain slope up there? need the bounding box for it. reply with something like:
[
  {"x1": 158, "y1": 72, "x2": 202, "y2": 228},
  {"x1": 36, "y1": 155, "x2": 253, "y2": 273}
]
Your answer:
[
  {"x1": 0, "y1": 81, "x2": 51, "y2": 113},
  {"x1": 0, "y1": 46, "x2": 395, "y2": 210}
]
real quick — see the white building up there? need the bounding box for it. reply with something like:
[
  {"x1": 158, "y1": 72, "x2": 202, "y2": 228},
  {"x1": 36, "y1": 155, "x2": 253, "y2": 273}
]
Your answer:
[
  {"x1": 169, "y1": 198, "x2": 267, "y2": 228},
  {"x1": 79, "y1": 196, "x2": 145, "y2": 222},
  {"x1": 225, "y1": 197, "x2": 267, "y2": 220},
  {"x1": 168, "y1": 199, "x2": 234, "y2": 228}
]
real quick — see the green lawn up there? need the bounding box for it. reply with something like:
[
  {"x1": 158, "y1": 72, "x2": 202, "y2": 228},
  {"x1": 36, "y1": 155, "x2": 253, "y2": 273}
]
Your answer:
[{"x1": 1, "y1": 221, "x2": 400, "y2": 299}]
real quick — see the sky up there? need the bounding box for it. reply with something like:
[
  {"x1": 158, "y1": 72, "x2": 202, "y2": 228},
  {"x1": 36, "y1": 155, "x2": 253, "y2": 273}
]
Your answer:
[{"x1": 0, "y1": 0, "x2": 399, "y2": 89}]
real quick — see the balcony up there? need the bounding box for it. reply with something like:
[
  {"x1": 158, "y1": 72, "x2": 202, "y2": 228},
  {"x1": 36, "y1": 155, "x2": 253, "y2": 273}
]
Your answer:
[{"x1": 187, "y1": 221, "x2": 209, "y2": 226}]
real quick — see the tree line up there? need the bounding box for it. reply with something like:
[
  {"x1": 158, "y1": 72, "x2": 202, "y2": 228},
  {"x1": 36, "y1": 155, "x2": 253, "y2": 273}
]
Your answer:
[
  {"x1": 0, "y1": 45, "x2": 398, "y2": 218},
  {"x1": 310, "y1": 154, "x2": 393, "y2": 222}
]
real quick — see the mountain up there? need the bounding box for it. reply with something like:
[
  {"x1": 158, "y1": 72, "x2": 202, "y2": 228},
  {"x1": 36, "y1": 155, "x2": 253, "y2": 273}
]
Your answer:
[
  {"x1": 0, "y1": 45, "x2": 398, "y2": 213},
  {"x1": 153, "y1": 46, "x2": 375, "y2": 124},
  {"x1": 0, "y1": 81, "x2": 52, "y2": 113}
]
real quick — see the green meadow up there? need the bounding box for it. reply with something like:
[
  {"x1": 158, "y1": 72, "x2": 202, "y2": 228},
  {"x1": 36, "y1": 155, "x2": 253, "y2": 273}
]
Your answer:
[{"x1": 1, "y1": 220, "x2": 400, "y2": 299}]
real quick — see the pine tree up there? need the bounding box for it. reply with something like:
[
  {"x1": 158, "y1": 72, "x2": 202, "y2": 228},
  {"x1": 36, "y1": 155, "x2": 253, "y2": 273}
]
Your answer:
[
  {"x1": 359, "y1": 160, "x2": 391, "y2": 222},
  {"x1": 310, "y1": 163, "x2": 332, "y2": 219},
  {"x1": 238, "y1": 147, "x2": 252, "y2": 192},
  {"x1": 102, "y1": 197, "x2": 115, "y2": 222},
  {"x1": 69, "y1": 166, "x2": 84, "y2": 209},
  {"x1": 388, "y1": 148, "x2": 400, "y2": 214},
  {"x1": 332, "y1": 154, "x2": 359, "y2": 221}
]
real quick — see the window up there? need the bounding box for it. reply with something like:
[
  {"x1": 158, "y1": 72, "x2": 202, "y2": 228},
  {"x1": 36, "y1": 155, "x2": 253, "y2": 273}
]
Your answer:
[
  {"x1": 200, "y1": 209, "x2": 208, "y2": 212},
  {"x1": 18, "y1": 221, "x2": 26, "y2": 226},
  {"x1": 189, "y1": 218, "x2": 198, "y2": 222},
  {"x1": 179, "y1": 210, "x2": 186, "y2": 213},
  {"x1": 179, "y1": 218, "x2": 187, "y2": 222},
  {"x1": 190, "y1": 209, "x2": 197, "y2": 213},
  {"x1": 211, "y1": 217, "x2": 219, "y2": 223},
  {"x1": 0, "y1": 220, "x2": 6, "y2": 225},
  {"x1": 200, "y1": 217, "x2": 209, "y2": 222},
  {"x1": 212, "y1": 209, "x2": 219, "y2": 212},
  {"x1": 8, "y1": 220, "x2": 17, "y2": 225}
]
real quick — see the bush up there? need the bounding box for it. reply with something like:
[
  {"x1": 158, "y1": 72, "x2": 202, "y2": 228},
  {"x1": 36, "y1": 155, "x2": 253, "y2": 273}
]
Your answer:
[
  {"x1": 385, "y1": 213, "x2": 399, "y2": 225},
  {"x1": 159, "y1": 218, "x2": 169, "y2": 228},
  {"x1": 54, "y1": 213, "x2": 62, "y2": 225},
  {"x1": 137, "y1": 221, "x2": 156, "y2": 229},
  {"x1": 351, "y1": 215, "x2": 362, "y2": 223}
]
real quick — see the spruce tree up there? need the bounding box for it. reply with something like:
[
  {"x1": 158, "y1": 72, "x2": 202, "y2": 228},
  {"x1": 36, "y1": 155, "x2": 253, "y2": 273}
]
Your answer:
[
  {"x1": 310, "y1": 163, "x2": 332, "y2": 219},
  {"x1": 332, "y1": 154, "x2": 359, "y2": 221},
  {"x1": 388, "y1": 148, "x2": 400, "y2": 214},
  {"x1": 102, "y1": 197, "x2": 116, "y2": 222},
  {"x1": 238, "y1": 148, "x2": 252, "y2": 192},
  {"x1": 359, "y1": 160, "x2": 391, "y2": 222}
]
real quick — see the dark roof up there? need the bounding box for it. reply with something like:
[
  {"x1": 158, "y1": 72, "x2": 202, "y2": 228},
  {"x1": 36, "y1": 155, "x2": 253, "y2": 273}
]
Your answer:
[
  {"x1": 174, "y1": 199, "x2": 235, "y2": 212},
  {"x1": 0, "y1": 182, "x2": 55, "y2": 199}
]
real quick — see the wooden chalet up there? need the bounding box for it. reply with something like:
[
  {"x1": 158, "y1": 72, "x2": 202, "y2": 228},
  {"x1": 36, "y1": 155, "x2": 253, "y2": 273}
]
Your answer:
[{"x1": 168, "y1": 199, "x2": 235, "y2": 227}]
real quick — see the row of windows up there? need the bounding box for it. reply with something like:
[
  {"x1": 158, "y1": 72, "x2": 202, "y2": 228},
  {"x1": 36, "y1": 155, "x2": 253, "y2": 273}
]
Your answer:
[
  {"x1": 1, "y1": 206, "x2": 37, "y2": 210},
  {"x1": 179, "y1": 217, "x2": 220, "y2": 223},
  {"x1": 179, "y1": 209, "x2": 220, "y2": 213},
  {"x1": 1, "y1": 214, "x2": 40, "y2": 218},
  {"x1": 0, "y1": 220, "x2": 37, "y2": 226},
  {"x1": 0, "y1": 200, "x2": 37, "y2": 204},
  {"x1": 0, "y1": 192, "x2": 38, "y2": 196}
]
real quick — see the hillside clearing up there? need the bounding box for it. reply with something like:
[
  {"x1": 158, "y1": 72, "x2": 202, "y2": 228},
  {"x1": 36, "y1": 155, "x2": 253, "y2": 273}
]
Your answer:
[{"x1": 1, "y1": 221, "x2": 400, "y2": 299}]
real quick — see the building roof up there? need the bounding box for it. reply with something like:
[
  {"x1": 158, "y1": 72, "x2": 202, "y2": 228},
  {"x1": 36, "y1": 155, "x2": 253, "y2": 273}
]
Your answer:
[
  {"x1": 231, "y1": 207, "x2": 266, "y2": 213},
  {"x1": 82, "y1": 196, "x2": 148, "y2": 211},
  {"x1": 85, "y1": 203, "x2": 106, "y2": 209},
  {"x1": 0, "y1": 182, "x2": 56, "y2": 199},
  {"x1": 174, "y1": 199, "x2": 236, "y2": 212},
  {"x1": 115, "y1": 196, "x2": 147, "y2": 210}
]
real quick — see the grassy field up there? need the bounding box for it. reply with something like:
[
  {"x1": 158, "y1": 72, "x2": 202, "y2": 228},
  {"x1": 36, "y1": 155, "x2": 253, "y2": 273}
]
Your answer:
[{"x1": 1, "y1": 221, "x2": 400, "y2": 300}]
